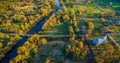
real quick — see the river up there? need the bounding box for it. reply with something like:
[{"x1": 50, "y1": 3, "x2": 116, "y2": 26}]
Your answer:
[{"x1": 1, "y1": 0, "x2": 61, "y2": 63}]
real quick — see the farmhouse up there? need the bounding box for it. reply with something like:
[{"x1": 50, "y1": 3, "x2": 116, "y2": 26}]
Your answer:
[{"x1": 93, "y1": 36, "x2": 107, "y2": 45}]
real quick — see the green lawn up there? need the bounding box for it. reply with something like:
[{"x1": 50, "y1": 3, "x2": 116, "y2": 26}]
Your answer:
[
  {"x1": 75, "y1": 4, "x2": 101, "y2": 14},
  {"x1": 54, "y1": 22, "x2": 69, "y2": 35},
  {"x1": 39, "y1": 22, "x2": 69, "y2": 35},
  {"x1": 100, "y1": 0, "x2": 120, "y2": 10}
]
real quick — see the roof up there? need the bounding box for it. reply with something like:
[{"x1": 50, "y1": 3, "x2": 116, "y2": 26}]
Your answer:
[
  {"x1": 93, "y1": 36, "x2": 107, "y2": 45},
  {"x1": 80, "y1": 26, "x2": 85, "y2": 31},
  {"x1": 93, "y1": 38, "x2": 98, "y2": 45}
]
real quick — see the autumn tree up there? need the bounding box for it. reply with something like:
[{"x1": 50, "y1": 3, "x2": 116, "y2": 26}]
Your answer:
[
  {"x1": 88, "y1": 22, "x2": 94, "y2": 30},
  {"x1": 69, "y1": 8, "x2": 75, "y2": 16},
  {"x1": 65, "y1": 40, "x2": 87, "y2": 60},
  {"x1": 69, "y1": 26, "x2": 74, "y2": 33},
  {"x1": 62, "y1": 5, "x2": 67, "y2": 13},
  {"x1": 87, "y1": 29, "x2": 92, "y2": 35},
  {"x1": 78, "y1": 41, "x2": 84, "y2": 48},
  {"x1": 0, "y1": 42, "x2": 3, "y2": 48},
  {"x1": 101, "y1": 18, "x2": 106, "y2": 23},
  {"x1": 63, "y1": 14, "x2": 70, "y2": 22},
  {"x1": 78, "y1": 8, "x2": 83, "y2": 16},
  {"x1": 41, "y1": 38, "x2": 47, "y2": 45}
]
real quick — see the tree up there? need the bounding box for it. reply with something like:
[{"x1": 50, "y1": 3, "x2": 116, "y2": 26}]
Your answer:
[
  {"x1": 28, "y1": 34, "x2": 40, "y2": 44},
  {"x1": 75, "y1": 27, "x2": 80, "y2": 33},
  {"x1": 14, "y1": 35, "x2": 21, "y2": 41},
  {"x1": 101, "y1": 18, "x2": 106, "y2": 23},
  {"x1": 49, "y1": 21, "x2": 53, "y2": 27},
  {"x1": 7, "y1": 41, "x2": 14, "y2": 47},
  {"x1": 102, "y1": 27, "x2": 110, "y2": 33},
  {"x1": 17, "y1": 46, "x2": 27, "y2": 55},
  {"x1": 78, "y1": 9, "x2": 83, "y2": 16},
  {"x1": 66, "y1": 0, "x2": 70, "y2": 4},
  {"x1": 68, "y1": 45, "x2": 72, "y2": 50},
  {"x1": 0, "y1": 33, "x2": 5, "y2": 38},
  {"x1": 69, "y1": 26, "x2": 74, "y2": 33},
  {"x1": 112, "y1": 26, "x2": 117, "y2": 32},
  {"x1": 41, "y1": 8, "x2": 48, "y2": 16},
  {"x1": 33, "y1": 47, "x2": 38, "y2": 54},
  {"x1": 78, "y1": 41, "x2": 83, "y2": 48},
  {"x1": 87, "y1": 29, "x2": 92, "y2": 34},
  {"x1": 73, "y1": 21, "x2": 77, "y2": 27},
  {"x1": 41, "y1": 38, "x2": 47, "y2": 45},
  {"x1": 69, "y1": 8, "x2": 75, "y2": 16},
  {"x1": 88, "y1": 22, "x2": 94, "y2": 30},
  {"x1": 100, "y1": 12, "x2": 104, "y2": 17},
  {"x1": 62, "y1": 5, "x2": 67, "y2": 13},
  {"x1": 0, "y1": 42, "x2": 3, "y2": 48},
  {"x1": 45, "y1": 58, "x2": 51, "y2": 63},
  {"x1": 63, "y1": 14, "x2": 70, "y2": 21},
  {"x1": 0, "y1": 53, "x2": 4, "y2": 60},
  {"x1": 18, "y1": 30, "x2": 24, "y2": 34}
]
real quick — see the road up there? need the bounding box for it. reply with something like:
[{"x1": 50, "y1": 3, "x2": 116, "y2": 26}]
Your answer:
[{"x1": 107, "y1": 34, "x2": 120, "y2": 49}]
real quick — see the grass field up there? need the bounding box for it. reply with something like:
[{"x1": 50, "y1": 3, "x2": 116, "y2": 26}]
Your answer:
[{"x1": 99, "y1": 0, "x2": 120, "y2": 10}]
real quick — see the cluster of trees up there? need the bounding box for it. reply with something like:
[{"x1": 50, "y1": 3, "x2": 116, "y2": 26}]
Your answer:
[
  {"x1": 100, "y1": 11, "x2": 119, "y2": 34},
  {"x1": 94, "y1": 43, "x2": 120, "y2": 63},
  {"x1": 62, "y1": 6, "x2": 88, "y2": 60},
  {"x1": 0, "y1": 0, "x2": 57, "y2": 60},
  {"x1": 64, "y1": 40, "x2": 88, "y2": 61},
  {"x1": 101, "y1": 26, "x2": 117, "y2": 33},
  {"x1": 10, "y1": 34, "x2": 47, "y2": 63},
  {"x1": 87, "y1": 22, "x2": 94, "y2": 35},
  {"x1": 0, "y1": 0, "x2": 57, "y2": 34},
  {"x1": 0, "y1": 33, "x2": 21, "y2": 60},
  {"x1": 42, "y1": 14, "x2": 61, "y2": 31}
]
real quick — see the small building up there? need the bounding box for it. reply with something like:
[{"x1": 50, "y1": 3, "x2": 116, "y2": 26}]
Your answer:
[
  {"x1": 79, "y1": 26, "x2": 86, "y2": 35},
  {"x1": 80, "y1": 26, "x2": 85, "y2": 31},
  {"x1": 93, "y1": 36, "x2": 107, "y2": 46}
]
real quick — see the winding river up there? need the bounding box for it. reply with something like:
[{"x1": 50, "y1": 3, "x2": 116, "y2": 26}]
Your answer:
[{"x1": 1, "y1": 0, "x2": 61, "y2": 63}]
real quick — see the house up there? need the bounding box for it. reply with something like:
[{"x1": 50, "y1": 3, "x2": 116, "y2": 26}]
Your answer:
[
  {"x1": 79, "y1": 26, "x2": 86, "y2": 35},
  {"x1": 80, "y1": 26, "x2": 85, "y2": 31},
  {"x1": 93, "y1": 36, "x2": 107, "y2": 46}
]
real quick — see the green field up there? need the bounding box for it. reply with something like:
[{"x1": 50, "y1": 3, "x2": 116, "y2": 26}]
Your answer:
[{"x1": 99, "y1": 0, "x2": 120, "y2": 10}]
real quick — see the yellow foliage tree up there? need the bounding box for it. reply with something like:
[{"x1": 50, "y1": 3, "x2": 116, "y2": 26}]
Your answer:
[
  {"x1": 69, "y1": 26, "x2": 74, "y2": 33},
  {"x1": 63, "y1": 14, "x2": 70, "y2": 21},
  {"x1": 87, "y1": 29, "x2": 92, "y2": 34},
  {"x1": 101, "y1": 18, "x2": 106, "y2": 23},
  {"x1": 78, "y1": 41, "x2": 84, "y2": 48},
  {"x1": 0, "y1": 42, "x2": 3, "y2": 48},
  {"x1": 41, "y1": 38, "x2": 47, "y2": 45},
  {"x1": 88, "y1": 22, "x2": 94, "y2": 30}
]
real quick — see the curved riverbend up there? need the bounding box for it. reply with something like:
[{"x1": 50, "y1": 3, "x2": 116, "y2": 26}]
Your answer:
[{"x1": 1, "y1": 0, "x2": 61, "y2": 63}]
